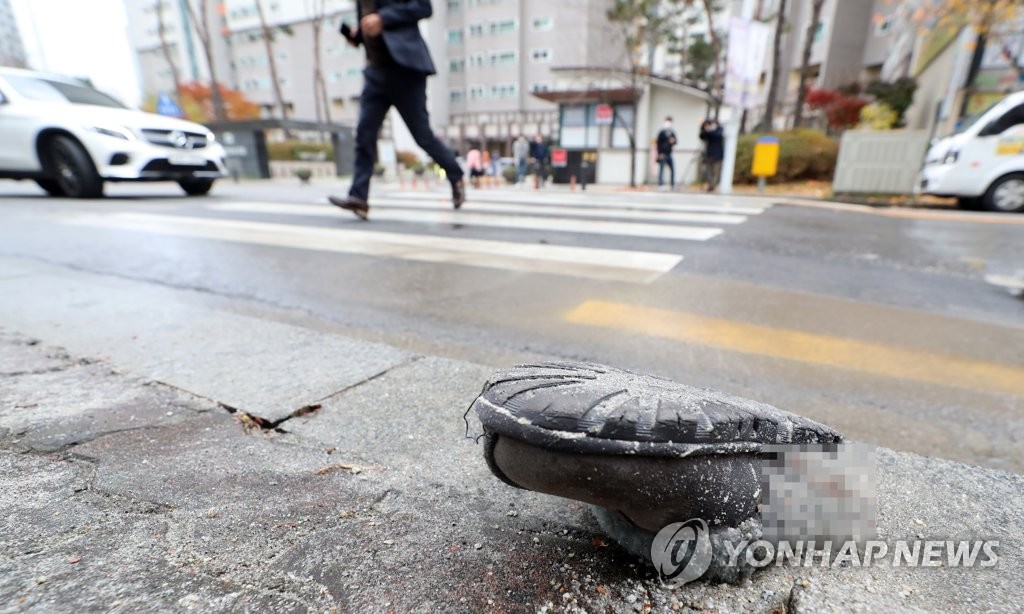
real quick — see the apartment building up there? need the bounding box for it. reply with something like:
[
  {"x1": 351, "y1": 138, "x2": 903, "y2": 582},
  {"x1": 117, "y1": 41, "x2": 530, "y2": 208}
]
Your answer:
[{"x1": 0, "y1": 0, "x2": 28, "y2": 68}]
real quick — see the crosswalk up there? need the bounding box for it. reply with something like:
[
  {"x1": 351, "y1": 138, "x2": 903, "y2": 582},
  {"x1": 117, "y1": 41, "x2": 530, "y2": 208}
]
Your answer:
[{"x1": 63, "y1": 190, "x2": 770, "y2": 284}]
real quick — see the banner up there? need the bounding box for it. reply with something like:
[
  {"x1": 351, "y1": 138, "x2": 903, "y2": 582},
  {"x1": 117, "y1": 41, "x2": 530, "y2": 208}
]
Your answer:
[{"x1": 723, "y1": 17, "x2": 772, "y2": 109}]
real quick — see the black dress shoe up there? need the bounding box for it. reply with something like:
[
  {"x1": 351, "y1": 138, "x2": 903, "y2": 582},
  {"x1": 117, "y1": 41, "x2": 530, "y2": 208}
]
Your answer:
[
  {"x1": 328, "y1": 195, "x2": 369, "y2": 220},
  {"x1": 451, "y1": 179, "x2": 466, "y2": 210}
]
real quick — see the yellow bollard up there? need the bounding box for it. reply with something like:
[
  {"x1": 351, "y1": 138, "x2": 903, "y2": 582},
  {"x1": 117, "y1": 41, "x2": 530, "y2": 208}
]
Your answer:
[{"x1": 752, "y1": 136, "x2": 780, "y2": 192}]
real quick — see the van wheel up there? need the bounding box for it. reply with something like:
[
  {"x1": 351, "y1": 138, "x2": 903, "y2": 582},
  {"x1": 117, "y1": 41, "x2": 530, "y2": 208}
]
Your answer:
[
  {"x1": 45, "y1": 135, "x2": 104, "y2": 199},
  {"x1": 983, "y1": 174, "x2": 1024, "y2": 213}
]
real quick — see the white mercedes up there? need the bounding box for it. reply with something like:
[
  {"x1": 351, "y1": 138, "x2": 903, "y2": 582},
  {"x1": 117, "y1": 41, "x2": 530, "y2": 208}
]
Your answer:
[{"x1": 0, "y1": 68, "x2": 227, "y2": 198}]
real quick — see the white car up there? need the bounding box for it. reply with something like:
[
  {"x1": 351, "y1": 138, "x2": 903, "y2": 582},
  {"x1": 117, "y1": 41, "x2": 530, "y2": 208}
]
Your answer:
[
  {"x1": 919, "y1": 90, "x2": 1024, "y2": 213},
  {"x1": 0, "y1": 67, "x2": 227, "y2": 198}
]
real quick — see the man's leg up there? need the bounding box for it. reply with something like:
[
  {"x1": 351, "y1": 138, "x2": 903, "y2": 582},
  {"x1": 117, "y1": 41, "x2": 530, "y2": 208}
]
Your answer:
[
  {"x1": 391, "y1": 70, "x2": 463, "y2": 185},
  {"x1": 348, "y1": 69, "x2": 391, "y2": 202},
  {"x1": 658, "y1": 159, "x2": 665, "y2": 187},
  {"x1": 668, "y1": 156, "x2": 676, "y2": 189}
]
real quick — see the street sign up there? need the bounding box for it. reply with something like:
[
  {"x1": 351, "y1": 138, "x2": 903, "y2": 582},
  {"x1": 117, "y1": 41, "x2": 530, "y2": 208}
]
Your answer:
[
  {"x1": 595, "y1": 104, "x2": 614, "y2": 126},
  {"x1": 156, "y1": 92, "x2": 184, "y2": 118},
  {"x1": 552, "y1": 149, "x2": 568, "y2": 168}
]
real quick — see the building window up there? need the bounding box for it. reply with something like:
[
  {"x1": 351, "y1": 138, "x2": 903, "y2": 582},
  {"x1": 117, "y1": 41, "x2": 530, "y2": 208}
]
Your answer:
[
  {"x1": 530, "y1": 83, "x2": 551, "y2": 93},
  {"x1": 490, "y1": 50, "x2": 517, "y2": 66},
  {"x1": 813, "y1": 21, "x2": 825, "y2": 43},
  {"x1": 447, "y1": 29, "x2": 464, "y2": 45},
  {"x1": 611, "y1": 105, "x2": 635, "y2": 149},
  {"x1": 489, "y1": 19, "x2": 516, "y2": 36},
  {"x1": 532, "y1": 16, "x2": 553, "y2": 31},
  {"x1": 531, "y1": 48, "x2": 552, "y2": 63},
  {"x1": 449, "y1": 58, "x2": 465, "y2": 73},
  {"x1": 447, "y1": 0, "x2": 460, "y2": 11},
  {"x1": 490, "y1": 83, "x2": 517, "y2": 98},
  {"x1": 469, "y1": 85, "x2": 486, "y2": 100},
  {"x1": 469, "y1": 23, "x2": 484, "y2": 37},
  {"x1": 874, "y1": 16, "x2": 893, "y2": 36},
  {"x1": 469, "y1": 53, "x2": 485, "y2": 68},
  {"x1": 450, "y1": 89, "x2": 465, "y2": 103}
]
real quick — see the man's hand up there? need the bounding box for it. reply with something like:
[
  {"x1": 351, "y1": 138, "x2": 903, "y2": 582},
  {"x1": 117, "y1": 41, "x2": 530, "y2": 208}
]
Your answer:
[
  {"x1": 360, "y1": 13, "x2": 383, "y2": 37},
  {"x1": 346, "y1": 27, "x2": 360, "y2": 47}
]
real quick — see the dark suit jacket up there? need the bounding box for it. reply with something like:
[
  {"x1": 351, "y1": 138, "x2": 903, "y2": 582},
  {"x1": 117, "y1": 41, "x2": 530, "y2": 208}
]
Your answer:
[{"x1": 355, "y1": 0, "x2": 436, "y2": 75}]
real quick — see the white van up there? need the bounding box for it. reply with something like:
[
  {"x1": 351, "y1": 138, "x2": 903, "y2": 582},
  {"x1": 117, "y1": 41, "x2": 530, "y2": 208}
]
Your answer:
[{"x1": 919, "y1": 91, "x2": 1024, "y2": 213}]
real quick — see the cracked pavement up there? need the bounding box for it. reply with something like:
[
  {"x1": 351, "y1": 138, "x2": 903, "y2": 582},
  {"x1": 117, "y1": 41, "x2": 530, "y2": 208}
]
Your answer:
[{"x1": 2, "y1": 285, "x2": 1022, "y2": 612}]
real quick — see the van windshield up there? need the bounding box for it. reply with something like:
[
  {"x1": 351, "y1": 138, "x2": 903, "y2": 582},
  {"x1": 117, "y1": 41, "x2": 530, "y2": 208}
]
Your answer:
[{"x1": 953, "y1": 100, "x2": 1005, "y2": 136}]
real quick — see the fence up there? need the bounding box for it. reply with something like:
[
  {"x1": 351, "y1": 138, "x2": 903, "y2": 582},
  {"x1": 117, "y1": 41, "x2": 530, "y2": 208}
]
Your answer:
[{"x1": 832, "y1": 130, "x2": 931, "y2": 195}]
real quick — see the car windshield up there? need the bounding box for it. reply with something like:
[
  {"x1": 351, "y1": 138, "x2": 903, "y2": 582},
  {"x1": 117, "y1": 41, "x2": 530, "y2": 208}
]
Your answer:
[{"x1": 2, "y1": 74, "x2": 126, "y2": 108}]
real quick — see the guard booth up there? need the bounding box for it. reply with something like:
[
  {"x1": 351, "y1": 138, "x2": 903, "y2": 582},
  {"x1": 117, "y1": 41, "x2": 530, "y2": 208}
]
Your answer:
[{"x1": 205, "y1": 119, "x2": 355, "y2": 180}]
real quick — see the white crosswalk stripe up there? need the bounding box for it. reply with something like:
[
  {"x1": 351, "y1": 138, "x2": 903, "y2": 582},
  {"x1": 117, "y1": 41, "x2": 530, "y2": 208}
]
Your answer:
[{"x1": 60, "y1": 191, "x2": 763, "y2": 284}]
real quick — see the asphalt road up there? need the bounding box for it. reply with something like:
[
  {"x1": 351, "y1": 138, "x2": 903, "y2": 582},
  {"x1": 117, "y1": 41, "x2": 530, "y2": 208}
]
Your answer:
[{"x1": 1, "y1": 178, "x2": 1022, "y2": 473}]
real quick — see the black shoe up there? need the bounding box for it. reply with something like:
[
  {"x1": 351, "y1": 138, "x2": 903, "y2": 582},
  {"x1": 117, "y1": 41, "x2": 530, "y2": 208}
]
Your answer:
[
  {"x1": 451, "y1": 179, "x2": 466, "y2": 210},
  {"x1": 328, "y1": 195, "x2": 369, "y2": 220}
]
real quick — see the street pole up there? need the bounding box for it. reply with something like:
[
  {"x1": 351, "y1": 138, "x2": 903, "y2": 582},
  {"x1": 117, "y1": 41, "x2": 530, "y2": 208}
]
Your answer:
[{"x1": 718, "y1": 0, "x2": 758, "y2": 195}]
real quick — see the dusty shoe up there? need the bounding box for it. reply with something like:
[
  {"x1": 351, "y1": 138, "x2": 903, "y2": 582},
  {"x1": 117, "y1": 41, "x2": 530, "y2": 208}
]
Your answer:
[
  {"x1": 451, "y1": 179, "x2": 466, "y2": 210},
  {"x1": 471, "y1": 362, "x2": 843, "y2": 532}
]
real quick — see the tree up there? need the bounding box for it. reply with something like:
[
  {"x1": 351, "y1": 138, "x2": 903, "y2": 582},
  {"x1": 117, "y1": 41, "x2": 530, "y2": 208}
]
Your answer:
[
  {"x1": 685, "y1": 37, "x2": 716, "y2": 83},
  {"x1": 760, "y1": 0, "x2": 787, "y2": 131},
  {"x1": 182, "y1": 0, "x2": 228, "y2": 122},
  {"x1": 606, "y1": 0, "x2": 687, "y2": 187},
  {"x1": 143, "y1": 82, "x2": 261, "y2": 123},
  {"x1": 155, "y1": 0, "x2": 183, "y2": 102},
  {"x1": 699, "y1": 0, "x2": 725, "y2": 101},
  {"x1": 308, "y1": 0, "x2": 332, "y2": 125},
  {"x1": 793, "y1": 0, "x2": 825, "y2": 127},
  {"x1": 254, "y1": 0, "x2": 293, "y2": 127}
]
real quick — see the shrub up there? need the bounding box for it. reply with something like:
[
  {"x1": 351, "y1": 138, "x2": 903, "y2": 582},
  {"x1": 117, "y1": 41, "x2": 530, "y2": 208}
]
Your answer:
[
  {"x1": 502, "y1": 165, "x2": 518, "y2": 184},
  {"x1": 734, "y1": 129, "x2": 839, "y2": 184},
  {"x1": 266, "y1": 140, "x2": 334, "y2": 161},
  {"x1": 860, "y1": 103, "x2": 899, "y2": 130},
  {"x1": 397, "y1": 150, "x2": 421, "y2": 169},
  {"x1": 806, "y1": 88, "x2": 869, "y2": 130}
]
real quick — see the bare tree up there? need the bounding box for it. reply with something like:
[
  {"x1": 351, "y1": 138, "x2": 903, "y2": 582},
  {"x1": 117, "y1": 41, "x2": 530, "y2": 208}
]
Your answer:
[
  {"x1": 793, "y1": 0, "x2": 825, "y2": 128},
  {"x1": 308, "y1": 0, "x2": 332, "y2": 125},
  {"x1": 759, "y1": 0, "x2": 787, "y2": 131},
  {"x1": 699, "y1": 0, "x2": 724, "y2": 103},
  {"x1": 183, "y1": 0, "x2": 227, "y2": 121},
  {"x1": 606, "y1": 0, "x2": 686, "y2": 187},
  {"x1": 155, "y1": 0, "x2": 183, "y2": 103},
  {"x1": 254, "y1": 0, "x2": 291, "y2": 123}
]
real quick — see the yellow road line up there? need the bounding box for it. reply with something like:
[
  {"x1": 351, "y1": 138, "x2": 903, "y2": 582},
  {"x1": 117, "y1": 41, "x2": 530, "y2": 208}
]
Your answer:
[{"x1": 565, "y1": 300, "x2": 1024, "y2": 397}]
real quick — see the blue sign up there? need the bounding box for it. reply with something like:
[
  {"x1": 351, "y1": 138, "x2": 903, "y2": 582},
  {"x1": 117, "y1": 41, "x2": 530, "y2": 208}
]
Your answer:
[{"x1": 156, "y1": 92, "x2": 184, "y2": 117}]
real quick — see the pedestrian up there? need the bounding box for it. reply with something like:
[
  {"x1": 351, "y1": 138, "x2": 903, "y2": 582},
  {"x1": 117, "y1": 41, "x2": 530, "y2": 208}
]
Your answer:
[
  {"x1": 466, "y1": 146, "x2": 484, "y2": 189},
  {"x1": 656, "y1": 116, "x2": 678, "y2": 191},
  {"x1": 329, "y1": 0, "x2": 465, "y2": 220},
  {"x1": 513, "y1": 135, "x2": 530, "y2": 187},
  {"x1": 700, "y1": 118, "x2": 725, "y2": 192},
  {"x1": 530, "y1": 134, "x2": 550, "y2": 187}
]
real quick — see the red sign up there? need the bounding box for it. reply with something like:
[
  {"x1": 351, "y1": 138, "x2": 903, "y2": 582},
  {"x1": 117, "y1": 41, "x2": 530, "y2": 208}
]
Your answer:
[
  {"x1": 595, "y1": 104, "x2": 614, "y2": 126},
  {"x1": 551, "y1": 149, "x2": 568, "y2": 168}
]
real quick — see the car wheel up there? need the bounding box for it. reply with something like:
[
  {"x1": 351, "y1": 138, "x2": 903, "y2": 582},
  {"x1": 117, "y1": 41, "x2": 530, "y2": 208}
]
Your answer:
[
  {"x1": 45, "y1": 135, "x2": 104, "y2": 199},
  {"x1": 34, "y1": 178, "x2": 65, "y2": 197},
  {"x1": 178, "y1": 178, "x2": 215, "y2": 196},
  {"x1": 983, "y1": 174, "x2": 1024, "y2": 213}
]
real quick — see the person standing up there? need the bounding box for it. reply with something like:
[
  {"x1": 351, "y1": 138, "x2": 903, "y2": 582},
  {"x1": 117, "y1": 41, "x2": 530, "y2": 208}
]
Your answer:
[
  {"x1": 529, "y1": 134, "x2": 550, "y2": 188},
  {"x1": 513, "y1": 135, "x2": 530, "y2": 187},
  {"x1": 329, "y1": 0, "x2": 464, "y2": 220},
  {"x1": 700, "y1": 118, "x2": 725, "y2": 192},
  {"x1": 466, "y1": 146, "x2": 484, "y2": 188},
  {"x1": 656, "y1": 117, "x2": 678, "y2": 191}
]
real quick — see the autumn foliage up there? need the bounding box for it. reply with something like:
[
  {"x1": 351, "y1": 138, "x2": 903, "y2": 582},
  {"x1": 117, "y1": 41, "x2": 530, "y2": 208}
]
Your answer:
[
  {"x1": 144, "y1": 82, "x2": 260, "y2": 123},
  {"x1": 806, "y1": 88, "x2": 869, "y2": 130}
]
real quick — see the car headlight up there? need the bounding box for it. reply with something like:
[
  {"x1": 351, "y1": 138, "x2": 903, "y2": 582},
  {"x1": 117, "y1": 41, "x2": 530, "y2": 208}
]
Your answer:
[
  {"x1": 942, "y1": 150, "x2": 960, "y2": 165},
  {"x1": 88, "y1": 125, "x2": 136, "y2": 141},
  {"x1": 206, "y1": 132, "x2": 217, "y2": 143}
]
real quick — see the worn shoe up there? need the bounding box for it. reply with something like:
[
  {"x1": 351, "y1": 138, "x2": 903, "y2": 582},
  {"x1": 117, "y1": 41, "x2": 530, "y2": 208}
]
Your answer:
[
  {"x1": 471, "y1": 362, "x2": 843, "y2": 532},
  {"x1": 328, "y1": 195, "x2": 369, "y2": 220},
  {"x1": 451, "y1": 179, "x2": 466, "y2": 210}
]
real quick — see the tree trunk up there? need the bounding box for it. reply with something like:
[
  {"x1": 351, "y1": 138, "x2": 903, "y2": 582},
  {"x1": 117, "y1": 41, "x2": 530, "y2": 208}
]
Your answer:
[
  {"x1": 183, "y1": 0, "x2": 227, "y2": 121},
  {"x1": 700, "y1": 0, "x2": 723, "y2": 105},
  {"x1": 760, "y1": 0, "x2": 787, "y2": 132},
  {"x1": 793, "y1": 0, "x2": 825, "y2": 128},
  {"x1": 155, "y1": 0, "x2": 183, "y2": 102},
  {"x1": 255, "y1": 0, "x2": 291, "y2": 133},
  {"x1": 311, "y1": 0, "x2": 331, "y2": 124}
]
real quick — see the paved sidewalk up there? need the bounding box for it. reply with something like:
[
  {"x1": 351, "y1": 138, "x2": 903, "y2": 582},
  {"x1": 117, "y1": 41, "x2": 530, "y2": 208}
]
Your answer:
[{"x1": 1, "y1": 257, "x2": 1021, "y2": 612}]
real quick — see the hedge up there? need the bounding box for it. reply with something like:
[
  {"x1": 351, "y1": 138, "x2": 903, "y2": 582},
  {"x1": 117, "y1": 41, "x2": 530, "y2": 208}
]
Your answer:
[
  {"x1": 733, "y1": 129, "x2": 838, "y2": 184},
  {"x1": 266, "y1": 141, "x2": 334, "y2": 162}
]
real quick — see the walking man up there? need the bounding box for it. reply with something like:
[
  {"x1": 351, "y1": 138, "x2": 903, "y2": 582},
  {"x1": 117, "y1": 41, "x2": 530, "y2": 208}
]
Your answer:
[
  {"x1": 656, "y1": 117, "x2": 678, "y2": 191},
  {"x1": 330, "y1": 0, "x2": 464, "y2": 219},
  {"x1": 513, "y1": 135, "x2": 530, "y2": 187},
  {"x1": 700, "y1": 118, "x2": 725, "y2": 192},
  {"x1": 529, "y1": 134, "x2": 550, "y2": 188}
]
